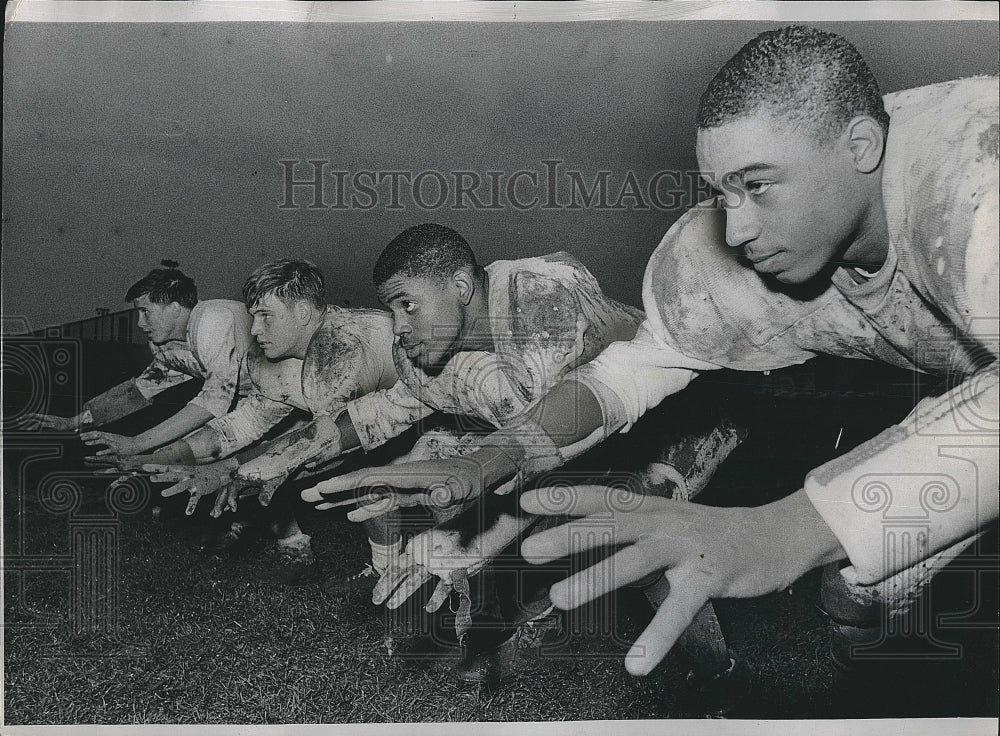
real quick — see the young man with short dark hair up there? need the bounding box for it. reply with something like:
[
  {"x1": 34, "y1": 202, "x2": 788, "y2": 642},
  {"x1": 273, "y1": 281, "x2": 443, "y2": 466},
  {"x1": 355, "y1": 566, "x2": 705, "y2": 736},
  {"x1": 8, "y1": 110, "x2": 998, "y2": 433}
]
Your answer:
[
  {"x1": 28, "y1": 267, "x2": 252, "y2": 458},
  {"x1": 141, "y1": 259, "x2": 400, "y2": 577}
]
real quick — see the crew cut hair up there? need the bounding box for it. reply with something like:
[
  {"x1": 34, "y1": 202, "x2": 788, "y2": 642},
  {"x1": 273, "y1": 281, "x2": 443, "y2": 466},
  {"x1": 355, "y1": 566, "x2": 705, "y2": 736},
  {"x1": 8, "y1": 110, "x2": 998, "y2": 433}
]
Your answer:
[
  {"x1": 125, "y1": 268, "x2": 198, "y2": 309},
  {"x1": 697, "y1": 26, "x2": 890, "y2": 143},
  {"x1": 243, "y1": 259, "x2": 326, "y2": 310},
  {"x1": 372, "y1": 223, "x2": 484, "y2": 287}
]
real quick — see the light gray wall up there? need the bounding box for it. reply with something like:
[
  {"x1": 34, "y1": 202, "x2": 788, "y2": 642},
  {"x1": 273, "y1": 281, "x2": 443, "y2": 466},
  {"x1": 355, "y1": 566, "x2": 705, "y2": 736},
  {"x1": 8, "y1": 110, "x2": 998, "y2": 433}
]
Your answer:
[{"x1": 3, "y1": 20, "x2": 998, "y2": 329}]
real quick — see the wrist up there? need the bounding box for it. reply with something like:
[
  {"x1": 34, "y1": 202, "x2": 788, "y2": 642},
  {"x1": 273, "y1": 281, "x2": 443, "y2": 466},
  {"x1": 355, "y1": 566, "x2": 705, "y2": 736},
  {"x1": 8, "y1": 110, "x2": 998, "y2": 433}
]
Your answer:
[
  {"x1": 75, "y1": 409, "x2": 94, "y2": 430},
  {"x1": 148, "y1": 440, "x2": 198, "y2": 467},
  {"x1": 132, "y1": 435, "x2": 154, "y2": 454},
  {"x1": 465, "y1": 447, "x2": 518, "y2": 493},
  {"x1": 753, "y1": 491, "x2": 847, "y2": 585}
]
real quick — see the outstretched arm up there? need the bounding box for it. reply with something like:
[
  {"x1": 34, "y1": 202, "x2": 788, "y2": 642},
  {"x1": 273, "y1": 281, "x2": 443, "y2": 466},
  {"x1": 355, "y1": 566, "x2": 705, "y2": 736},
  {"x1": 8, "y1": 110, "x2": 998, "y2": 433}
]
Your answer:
[
  {"x1": 23, "y1": 378, "x2": 152, "y2": 433},
  {"x1": 301, "y1": 321, "x2": 710, "y2": 515},
  {"x1": 520, "y1": 485, "x2": 846, "y2": 675},
  {"x1": 235, "y1": 409, "x2": 358, "y2": 484},
  {"x1": 80, "y1": 404, "x2": 215, "y2": 457},
  {"x1": 521, "y1": 368, "x2": 999, "y2": 675}
]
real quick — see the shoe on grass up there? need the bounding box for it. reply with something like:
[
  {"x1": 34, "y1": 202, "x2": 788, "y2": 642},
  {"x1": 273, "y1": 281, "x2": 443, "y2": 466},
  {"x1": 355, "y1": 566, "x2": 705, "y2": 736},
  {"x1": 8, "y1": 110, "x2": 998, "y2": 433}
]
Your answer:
[
  {"x1": 203, "y1": 520, "x2": 257, "y2": 557},
  {"x1": 266, "y1": 532, "x2": 316, "y2": 585},
  {"x1": 320, "y1": 563, "x2": 381, "y2": 597}
]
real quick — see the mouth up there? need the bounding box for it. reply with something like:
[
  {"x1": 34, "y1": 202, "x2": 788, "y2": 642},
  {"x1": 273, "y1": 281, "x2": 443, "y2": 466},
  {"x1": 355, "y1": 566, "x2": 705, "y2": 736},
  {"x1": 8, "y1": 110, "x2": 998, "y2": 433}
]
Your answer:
[
  {"x1": 400, "y1": 342, "x2": 421, "y2": 357},
  {"x1": 745, "y1": 250, "x2": 781, "y2": 271}
]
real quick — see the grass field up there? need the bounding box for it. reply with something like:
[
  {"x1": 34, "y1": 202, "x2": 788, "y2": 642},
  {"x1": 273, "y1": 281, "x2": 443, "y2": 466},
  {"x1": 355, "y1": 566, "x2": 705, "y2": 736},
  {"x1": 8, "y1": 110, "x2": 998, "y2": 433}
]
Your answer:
[{"x1": 4, "y1": 355, "x2": 998, "y2": 724}]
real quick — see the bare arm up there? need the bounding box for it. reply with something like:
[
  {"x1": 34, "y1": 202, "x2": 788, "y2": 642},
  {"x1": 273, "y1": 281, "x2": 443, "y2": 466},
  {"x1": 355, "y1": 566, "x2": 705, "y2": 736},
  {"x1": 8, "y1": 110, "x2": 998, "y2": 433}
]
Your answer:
[{"x1": 81, "y1": 403, "x2": 215, "y2": 457}]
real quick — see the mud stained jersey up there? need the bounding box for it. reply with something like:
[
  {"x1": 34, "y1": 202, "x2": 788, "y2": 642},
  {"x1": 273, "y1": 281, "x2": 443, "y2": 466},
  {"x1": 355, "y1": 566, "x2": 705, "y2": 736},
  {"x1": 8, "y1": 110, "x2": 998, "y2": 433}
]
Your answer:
[
  {"x1": 347, "y1": 252, "x2": 645, "y2": 451},
  {"x1": 574, "y1": 78, "x2": 999, "y2": 582},
  {"x1": 208, "y1": 307, "x2": 397, "y2": 456}
]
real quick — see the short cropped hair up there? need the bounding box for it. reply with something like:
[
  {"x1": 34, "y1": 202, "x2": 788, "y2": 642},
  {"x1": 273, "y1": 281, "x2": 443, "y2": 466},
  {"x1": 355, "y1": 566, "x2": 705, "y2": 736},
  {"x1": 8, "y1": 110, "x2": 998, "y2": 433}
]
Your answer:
[
  {"x1": 697, "y1": 26, "x2": 890, "y2": 143},
  {"x1": 125, "y1": 268, "x2": 198, "y2": 309},
  {"x1": 373, "y1": 223, "x2": 484, "y2": 287},
  {"x1": 243, "y1": 259, "x2": 326, "y2": 311}
]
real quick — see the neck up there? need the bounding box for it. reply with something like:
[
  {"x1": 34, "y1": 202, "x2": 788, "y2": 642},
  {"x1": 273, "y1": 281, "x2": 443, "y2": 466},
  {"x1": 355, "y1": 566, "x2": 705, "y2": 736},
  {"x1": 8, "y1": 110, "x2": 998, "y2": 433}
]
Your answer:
[
  {"x1": 841, "y1": 172, "x2": 889, "y2": 270},
  {"x1": 170, "y1": 308, "x2": 193, "y2": 341},
  {"x1": 291, "y1": 306, "x2": 327, "y2": 359}
]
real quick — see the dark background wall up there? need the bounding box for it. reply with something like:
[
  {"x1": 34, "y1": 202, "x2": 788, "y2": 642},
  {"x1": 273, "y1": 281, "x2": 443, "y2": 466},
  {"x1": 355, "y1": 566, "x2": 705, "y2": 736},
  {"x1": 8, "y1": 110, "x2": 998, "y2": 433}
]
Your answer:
[{"x1": 3, "y1": 20, "x2": 998, "y2": 330}]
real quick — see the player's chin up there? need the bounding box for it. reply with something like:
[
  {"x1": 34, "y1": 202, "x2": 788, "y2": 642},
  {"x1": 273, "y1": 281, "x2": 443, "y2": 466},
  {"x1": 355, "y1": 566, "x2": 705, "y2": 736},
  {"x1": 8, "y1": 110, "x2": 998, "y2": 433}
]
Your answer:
[
  {"x1": 415, "y1": 354, "x2": 447, "y2": 375},
  {"x1": 764, "y1": 264, "x2": 814, "y2": 285}
]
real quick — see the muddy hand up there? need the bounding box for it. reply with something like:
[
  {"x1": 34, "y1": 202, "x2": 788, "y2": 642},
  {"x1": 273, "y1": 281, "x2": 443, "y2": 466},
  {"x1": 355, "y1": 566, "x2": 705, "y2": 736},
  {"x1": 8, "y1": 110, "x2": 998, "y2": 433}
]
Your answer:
[
  {"x1": 237, "y1": 415, "x2": 342, "y2": 483},
  {"x1": 371, "y1": 523, "x2": 505, "y2": 611},
  {"x1": 144, "y1": 459, "x2": 239, "y2": 516},
  {"x1": 300, "y1": 458, "x2": 485, "y2": 517},
  {"x1": 372, "y1": 552, "x2": 434, "y2": 610},
  {"x1": 19, "y1": 413, "x2": 79, "y2": 433},
  {"x1": 85, "y1": 453, "x2": 157, "y2": 474},
  {"x1": 210, "y1": 478, "x2": 253, "y2": 517},
  {"x1": 80, "y1": 431, "x2": 140, "y2": 457}
]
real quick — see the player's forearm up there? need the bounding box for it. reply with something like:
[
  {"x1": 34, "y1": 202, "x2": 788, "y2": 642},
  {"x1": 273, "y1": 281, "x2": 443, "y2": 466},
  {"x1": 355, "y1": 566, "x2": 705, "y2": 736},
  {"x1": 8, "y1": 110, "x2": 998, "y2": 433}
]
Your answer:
[
  {"x1": 805, "y1": 370, "x2": 998, "y2": 584},
  {"x1": 236, "y1": 411, "x2": 356, "y2": 482},
  {"x1": 176, "y1": 426, "x2": 224, "y2": 462},
  {"x1": 527, "y1": 378, "x2": 604, "y2": 446},
  {"x1": 336, "y1": 409, "x2": 361, "y2": 453},
  {"x1": 82, "y1": 380, "x2": 152, "y2": 426},
  {"x1": 130, "y1": 404, "x2": 215, "y2": 453},
  {"x1": 457, "y1": 379, "x2": 607, "y2": 492},
  {"x1": 143, "y1": 440, "x2": 199, "y2": 466}
]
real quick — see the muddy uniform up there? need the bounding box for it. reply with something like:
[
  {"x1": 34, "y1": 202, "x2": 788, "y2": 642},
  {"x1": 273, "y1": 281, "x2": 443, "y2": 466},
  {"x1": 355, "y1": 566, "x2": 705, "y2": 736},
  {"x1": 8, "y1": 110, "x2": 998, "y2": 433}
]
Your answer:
[
  {"x1": 207, "y1": 307, "x2": 398, "y2": 459},
  {"x1": 346, "y1": 252, "x2": 645, "y2": 455},
  {"x1": 83, "y1": 299, "x2": 253, "y2": 426},
  {"x1": 572, "y1": 78, "x2": 999, "y2": 585}
]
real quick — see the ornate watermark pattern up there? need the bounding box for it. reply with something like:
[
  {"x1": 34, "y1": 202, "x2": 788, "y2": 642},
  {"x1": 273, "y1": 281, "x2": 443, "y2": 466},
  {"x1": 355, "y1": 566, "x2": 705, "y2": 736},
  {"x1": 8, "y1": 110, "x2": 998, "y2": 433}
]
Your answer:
[{"x1": 2, "y1": 323, "x2": 151, "y2": 658}]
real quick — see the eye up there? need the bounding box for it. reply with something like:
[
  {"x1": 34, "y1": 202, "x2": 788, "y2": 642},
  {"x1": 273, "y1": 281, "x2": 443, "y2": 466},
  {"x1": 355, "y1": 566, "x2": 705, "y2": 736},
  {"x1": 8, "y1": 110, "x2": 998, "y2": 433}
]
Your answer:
[
  {"x1": 745, "y1": 180, "x2": 772, "y2": 196},
  {"x1": 402, "y1": 301, "x2": 417, "y2": 315}
]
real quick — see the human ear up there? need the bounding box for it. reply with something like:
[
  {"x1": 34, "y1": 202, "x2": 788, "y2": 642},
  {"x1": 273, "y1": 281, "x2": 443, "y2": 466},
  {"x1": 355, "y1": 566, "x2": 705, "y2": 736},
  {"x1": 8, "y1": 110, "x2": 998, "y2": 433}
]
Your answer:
[
  {"x1": 453, "y1": 269, "x2": 476, "y2": 306},
  {"x1": 294, "y1": 300, "x2": 312, "y2": 324},
  {"x1": 846, "y1": 116, "x2": 885, "y2": 174}
]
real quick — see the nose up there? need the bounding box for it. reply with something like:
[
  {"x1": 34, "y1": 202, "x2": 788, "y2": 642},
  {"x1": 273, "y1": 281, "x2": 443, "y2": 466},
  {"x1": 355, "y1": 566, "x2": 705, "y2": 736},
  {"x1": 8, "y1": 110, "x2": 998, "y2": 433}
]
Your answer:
[
  {"x1": 724, "y1": 197, "x2": 759, "y2": 249},
  {"x1": 251, "y1": 316, "x2": 263, "y2": 337},
  {"x1": 393, "y1": 315, "x2": 411, "y2": 340}
]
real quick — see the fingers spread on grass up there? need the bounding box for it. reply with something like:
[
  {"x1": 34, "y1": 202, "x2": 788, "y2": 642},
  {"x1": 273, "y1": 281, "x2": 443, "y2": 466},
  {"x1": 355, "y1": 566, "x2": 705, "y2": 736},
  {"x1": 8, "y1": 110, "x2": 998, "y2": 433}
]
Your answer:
[
  {"x1": 373, "y1": 564, "x2": 410, "y2": 606},
  {"x1": 386, "y1": 567, "x2": 432, "y2": 609},
  {"x1": 425, "y1": 579, "x2": 452, "y2": 613},
  {"x1": 624, "y1": 565, "x2": 712, "y2": 676},
  {"x1": 211, "y1": 485, "x2": 230, "y2": 518}
]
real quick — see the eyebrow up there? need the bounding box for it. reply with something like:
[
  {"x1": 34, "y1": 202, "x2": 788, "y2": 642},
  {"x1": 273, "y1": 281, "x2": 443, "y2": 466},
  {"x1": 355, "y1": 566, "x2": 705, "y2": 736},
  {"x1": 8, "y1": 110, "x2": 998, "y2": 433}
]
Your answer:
[
  {"x1": 726, "y1": 163, "x2": 776, "y2": 180},
  {"x1": 382, "y1": 289, "x2": 411, "y2": 304}
]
